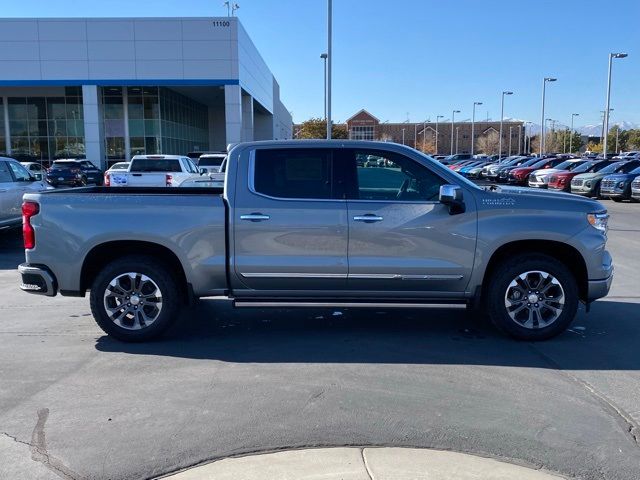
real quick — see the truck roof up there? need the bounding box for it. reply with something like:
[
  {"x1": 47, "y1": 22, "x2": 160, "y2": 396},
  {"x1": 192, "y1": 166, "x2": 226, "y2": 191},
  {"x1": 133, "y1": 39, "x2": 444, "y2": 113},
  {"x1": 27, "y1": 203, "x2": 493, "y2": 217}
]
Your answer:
[{"x1": 131, "y1": 154, "x2": 188, "y2": 161}]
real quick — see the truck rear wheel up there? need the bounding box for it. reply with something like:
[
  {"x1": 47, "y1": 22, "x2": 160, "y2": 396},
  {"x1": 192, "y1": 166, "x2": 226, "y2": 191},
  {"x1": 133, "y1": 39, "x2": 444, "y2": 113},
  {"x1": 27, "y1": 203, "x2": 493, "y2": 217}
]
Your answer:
[
  {"x1": 486, "y1": 254, "x2": 578, "y2": 341},
  {"x1": 89, "y1": 256, "x2": 180, "y2": 341}
]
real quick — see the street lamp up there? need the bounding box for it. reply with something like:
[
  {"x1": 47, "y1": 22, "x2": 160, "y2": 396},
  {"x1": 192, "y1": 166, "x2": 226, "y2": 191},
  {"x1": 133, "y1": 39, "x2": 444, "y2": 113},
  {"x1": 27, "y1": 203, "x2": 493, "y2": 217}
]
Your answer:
[
  {"x1": 450, "y1": 110, "x2": 460, "y2": 155},
  {"x1": 326, "y1": 0, "x2": 332, "y2": 140},
  {"x1": 320, "y1": 53, "x2": 328, "y2": 121},
  {"x1": 471, "y1": 101, "x2": 482, "y2": 157},
  {"x1": 540, "y1": 77, "x2": 557, "y2": 154},
  {"x1": 603, "y1": 53, "x2": 627, "y2": 158},
  {"x1": 435, "y1": 115, "x2": 444, "y2": 154},
  {"x1": 499, "y1": 91, "x2": 513, "y2": 160},
  {"x1": 569, "y1": 113, "x2": 579, "y2": 154}
]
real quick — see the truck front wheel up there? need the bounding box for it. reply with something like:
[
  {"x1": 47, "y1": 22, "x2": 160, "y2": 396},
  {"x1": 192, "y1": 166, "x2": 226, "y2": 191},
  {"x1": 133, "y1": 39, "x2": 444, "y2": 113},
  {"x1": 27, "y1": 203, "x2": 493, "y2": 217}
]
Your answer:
[
  {"x1": 486, "y1": 254, "x2": 578, "y2": 341},
  {"x1": 89, "y1": 256, "x2": 180, "y2": 341}
]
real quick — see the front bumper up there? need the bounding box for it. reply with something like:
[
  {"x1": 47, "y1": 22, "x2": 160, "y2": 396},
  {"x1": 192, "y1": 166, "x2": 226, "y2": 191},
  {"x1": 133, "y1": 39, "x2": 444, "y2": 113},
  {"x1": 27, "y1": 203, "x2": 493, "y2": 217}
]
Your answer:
[
  {"x1": 18, "y1": 263, "x2": 57, "y2": 296},
  {"x1": 571, "y1": 186, "x2": 597, "y2": 196},
  {"x1": 587, "y1": 250, "x2": 613, "y2": 302}
]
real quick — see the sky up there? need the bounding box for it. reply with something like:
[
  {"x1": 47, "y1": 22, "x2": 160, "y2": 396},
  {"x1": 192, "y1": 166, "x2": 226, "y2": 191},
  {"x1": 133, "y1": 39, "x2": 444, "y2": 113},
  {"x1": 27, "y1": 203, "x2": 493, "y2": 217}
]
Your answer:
[{"x1": 3, "y1": 0, "x2": 640, "y2": 127}]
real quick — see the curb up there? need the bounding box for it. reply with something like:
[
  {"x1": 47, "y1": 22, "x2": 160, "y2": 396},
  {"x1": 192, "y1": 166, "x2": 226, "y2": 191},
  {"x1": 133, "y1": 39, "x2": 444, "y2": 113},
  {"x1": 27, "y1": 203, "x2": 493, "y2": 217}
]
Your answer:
[{"x1": 159, "y1": 447, "x2": 565, "y2": 479}]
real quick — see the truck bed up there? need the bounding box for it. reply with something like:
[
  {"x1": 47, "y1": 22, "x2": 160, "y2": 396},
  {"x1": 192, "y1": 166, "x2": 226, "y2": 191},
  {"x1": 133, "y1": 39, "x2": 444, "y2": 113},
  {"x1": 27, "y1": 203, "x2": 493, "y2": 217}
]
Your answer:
[{"x1": 23, "y1": 186, "x2": 228, "y2": 297}]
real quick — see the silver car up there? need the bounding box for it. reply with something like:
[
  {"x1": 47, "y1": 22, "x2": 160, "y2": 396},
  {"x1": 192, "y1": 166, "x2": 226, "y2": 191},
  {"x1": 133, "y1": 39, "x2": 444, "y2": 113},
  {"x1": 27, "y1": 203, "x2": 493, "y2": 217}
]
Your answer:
[{"x1": 0, "y1": 157, "x2": 50, "y2": 230}]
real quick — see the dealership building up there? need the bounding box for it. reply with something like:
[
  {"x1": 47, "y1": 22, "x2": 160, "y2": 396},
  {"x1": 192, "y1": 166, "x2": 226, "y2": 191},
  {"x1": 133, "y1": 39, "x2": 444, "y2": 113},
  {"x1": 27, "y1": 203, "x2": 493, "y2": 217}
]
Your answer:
[{"x1": 0, "y1": 17, "x2": 292, "y2": 167}]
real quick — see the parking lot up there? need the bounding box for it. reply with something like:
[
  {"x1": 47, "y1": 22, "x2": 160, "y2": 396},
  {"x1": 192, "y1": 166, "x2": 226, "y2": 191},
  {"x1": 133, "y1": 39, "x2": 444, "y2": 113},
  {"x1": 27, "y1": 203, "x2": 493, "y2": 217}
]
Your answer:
[{"x1": 0, "y1": 199, "x2": 637, "y2": 479}]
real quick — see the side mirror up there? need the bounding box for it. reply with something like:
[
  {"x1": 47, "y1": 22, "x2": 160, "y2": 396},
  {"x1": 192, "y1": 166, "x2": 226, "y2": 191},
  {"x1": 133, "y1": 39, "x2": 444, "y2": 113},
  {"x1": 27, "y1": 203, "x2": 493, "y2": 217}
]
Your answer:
[
  {"x1": 33, "y1": 173, "x2": 42, "y2": 181},
  {"x1": 199, "y1": 167, "x2": 207, "y2": 175},
  {"x1": 439, "y1": 184, "x2": 465, "y2": 215}
]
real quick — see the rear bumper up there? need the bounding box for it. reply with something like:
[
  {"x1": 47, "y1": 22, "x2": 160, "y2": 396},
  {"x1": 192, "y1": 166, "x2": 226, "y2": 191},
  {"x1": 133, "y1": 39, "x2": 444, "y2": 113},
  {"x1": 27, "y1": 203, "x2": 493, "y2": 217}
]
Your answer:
[{"x1": 18, "y1": 263, "x2": 57, "y2": 296}]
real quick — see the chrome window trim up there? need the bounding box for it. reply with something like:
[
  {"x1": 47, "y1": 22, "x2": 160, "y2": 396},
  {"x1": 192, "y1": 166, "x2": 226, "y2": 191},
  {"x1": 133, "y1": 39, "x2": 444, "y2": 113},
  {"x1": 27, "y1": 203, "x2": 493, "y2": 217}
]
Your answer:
[
  {"x1": 240, "y1": 272, "x2": 462, "y2": 281},
  {"x1": 248, "y1": 149, "x2": 442, "y2": 205},
  {"x1": 241, "y1": 272, "x2": 348, "y2": 279},
  {"x1": 248, "y1": 149, "x2": 345, "y2": 203}
]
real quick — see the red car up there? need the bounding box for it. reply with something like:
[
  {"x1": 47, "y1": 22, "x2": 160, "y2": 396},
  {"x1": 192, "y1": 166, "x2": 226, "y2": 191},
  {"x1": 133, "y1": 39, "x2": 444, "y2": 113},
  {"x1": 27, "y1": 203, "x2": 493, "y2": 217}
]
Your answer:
[
  {"x1": 548, "y1": 160, "x2": 615, "y2": 191},
  {"x1": 508, "y1": 157, "x2": 567, "y2": 186}
]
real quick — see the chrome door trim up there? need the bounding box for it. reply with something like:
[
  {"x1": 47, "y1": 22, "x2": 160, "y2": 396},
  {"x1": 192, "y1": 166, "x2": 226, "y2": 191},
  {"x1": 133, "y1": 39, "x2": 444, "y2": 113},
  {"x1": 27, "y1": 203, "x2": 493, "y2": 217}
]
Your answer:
[
  {"x1": 353, "y1": 215, "x2": 384, "y2": 222},
  {"x1": 239, "y1": 214, "x2": 270, "y2": 221},
  {"x1": 240, "y1": 272, "x2": 348, "y2": 279},
  {"x1": 235, "y1": 301, "x2": 467, "y2": 309},
  {"x1": 348, "y1": 274, "x2": 464, "y2": 280}
]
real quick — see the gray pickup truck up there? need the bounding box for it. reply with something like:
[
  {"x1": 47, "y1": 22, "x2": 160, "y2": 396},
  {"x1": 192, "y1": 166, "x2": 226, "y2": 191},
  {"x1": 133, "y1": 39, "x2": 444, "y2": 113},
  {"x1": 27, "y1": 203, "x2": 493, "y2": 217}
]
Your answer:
[{"x1": 18, "y1": 140, "x2": 613, "y2": 342}]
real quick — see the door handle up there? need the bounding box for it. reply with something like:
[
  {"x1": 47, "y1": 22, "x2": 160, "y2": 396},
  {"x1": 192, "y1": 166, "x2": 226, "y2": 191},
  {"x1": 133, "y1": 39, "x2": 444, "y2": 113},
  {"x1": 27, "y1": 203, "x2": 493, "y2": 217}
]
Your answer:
[
  {"x1": 240, "y1": 213, "x2": 270, "y2": 222},
  {"x1": 353, "y1": 215, "x2": 383, "y2": 223}
]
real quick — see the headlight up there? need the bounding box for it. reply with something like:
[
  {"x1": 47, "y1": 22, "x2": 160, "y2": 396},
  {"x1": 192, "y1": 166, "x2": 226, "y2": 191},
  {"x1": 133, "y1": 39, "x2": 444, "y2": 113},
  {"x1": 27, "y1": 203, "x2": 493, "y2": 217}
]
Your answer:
[
  {"x1": 587, "y1": 212, "x2": 609, "y2": 234},
  {"x1": 618, "y1": 181, "x2": 625, "y2": 188},
  {"x1": 585, "y1": 181, "x2": 591, "y2": 187}
]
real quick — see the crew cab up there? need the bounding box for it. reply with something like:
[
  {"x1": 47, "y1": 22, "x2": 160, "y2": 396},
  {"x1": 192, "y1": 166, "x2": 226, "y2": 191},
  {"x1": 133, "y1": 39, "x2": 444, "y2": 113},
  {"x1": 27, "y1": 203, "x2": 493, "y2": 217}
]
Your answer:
[
  {"x1": 104, "y1": 155, "x2": 202, "y2": 187},
  {"x1": 18, "y1": 141, "x2": 613, "y2": 342}
]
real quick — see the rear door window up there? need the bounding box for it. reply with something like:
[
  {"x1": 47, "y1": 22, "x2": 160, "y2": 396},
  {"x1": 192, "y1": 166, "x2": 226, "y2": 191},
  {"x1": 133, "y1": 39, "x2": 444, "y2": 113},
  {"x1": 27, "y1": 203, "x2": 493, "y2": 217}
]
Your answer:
[{"x1": 253, "y1": 149, "x2": 333, "y2": 199}]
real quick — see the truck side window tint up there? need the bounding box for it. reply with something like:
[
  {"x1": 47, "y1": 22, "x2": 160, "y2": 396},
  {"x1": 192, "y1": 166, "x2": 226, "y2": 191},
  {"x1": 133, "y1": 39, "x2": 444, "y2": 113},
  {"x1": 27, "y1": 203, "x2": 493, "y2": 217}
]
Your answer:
[
  {"x1": 353, "y1": 150, "x2": 444, "y2": 201},
  {"x1": 254, "y1": 149, "x2": 332, "y2": 199},
  {"x1": 0, "y1": 162, "x2": 12, "y2": 182}
]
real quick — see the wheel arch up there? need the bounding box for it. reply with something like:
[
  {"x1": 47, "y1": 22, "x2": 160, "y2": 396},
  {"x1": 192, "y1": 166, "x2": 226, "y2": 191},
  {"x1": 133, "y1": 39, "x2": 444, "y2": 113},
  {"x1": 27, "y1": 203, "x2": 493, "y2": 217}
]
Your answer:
[
  {"x1": 481, "y1": 240, "x2": 588, "y2": 302},
  {"x1": 80, "y1": 240, "x2": 191, "y2": 303}
]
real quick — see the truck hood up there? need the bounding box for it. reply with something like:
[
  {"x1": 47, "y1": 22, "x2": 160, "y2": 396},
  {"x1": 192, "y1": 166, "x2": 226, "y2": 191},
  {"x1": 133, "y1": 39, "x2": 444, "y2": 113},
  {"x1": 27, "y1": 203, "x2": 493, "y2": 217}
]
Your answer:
[{"x1": 483, "y1": 185, "x2": 604, "y2": 212}]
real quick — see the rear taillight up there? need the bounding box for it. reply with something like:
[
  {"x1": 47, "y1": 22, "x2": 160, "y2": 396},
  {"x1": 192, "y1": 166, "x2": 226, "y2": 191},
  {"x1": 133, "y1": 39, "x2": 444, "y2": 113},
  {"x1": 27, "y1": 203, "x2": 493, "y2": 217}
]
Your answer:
[
  {"x1": 165, "y1": 174, "x2": 173, "y2": 187},
  {"x1": 104, "y1": 173, "x2": 110, "y2": 187},
  {"x1": 22, "y1": 201, "x2": 39, "y2": 249}
]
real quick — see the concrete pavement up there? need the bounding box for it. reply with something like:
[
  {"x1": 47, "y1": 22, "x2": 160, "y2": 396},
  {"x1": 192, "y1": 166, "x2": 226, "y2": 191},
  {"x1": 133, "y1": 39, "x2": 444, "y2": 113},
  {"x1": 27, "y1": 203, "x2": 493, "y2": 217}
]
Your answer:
[
  {"x1": 0, "y1": 201, "x2": 639, "y2": 480},
  {"x1": 160, "y1": 447, "x2": 565, "y2": 479}
]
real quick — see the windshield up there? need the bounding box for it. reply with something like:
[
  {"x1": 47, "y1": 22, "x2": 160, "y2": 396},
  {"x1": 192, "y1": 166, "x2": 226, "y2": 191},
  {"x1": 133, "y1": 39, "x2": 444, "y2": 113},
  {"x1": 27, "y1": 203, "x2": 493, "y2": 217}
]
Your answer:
[
  {"x1": 617, "y1": 161, "x2": 640, "y2": 173},
  {"x1": 130, "y1": 159, "x2": 182, "y2": 172},
  {"x1": 110, "y1": 163, "x2": 129, "y2": 170},
  {"x1": 571, "y1": 161, "x2": 598, "y2": 173}
]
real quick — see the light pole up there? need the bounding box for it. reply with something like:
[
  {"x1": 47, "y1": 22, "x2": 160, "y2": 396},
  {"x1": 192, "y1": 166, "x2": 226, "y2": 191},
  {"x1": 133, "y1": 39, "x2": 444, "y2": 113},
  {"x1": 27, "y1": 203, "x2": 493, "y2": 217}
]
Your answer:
[
  {"x1": 499, "y1": 91, "x2": 513, "y2": 160},
  {"x1": 450, "y1": 110, "x2": 460, "y2": 155},
  {"x1": 471, "y1": 101, "x2": 482, "y2": 157},
  {"x1": 540, "y1": 77, "x2": 557, "y2": 154},
  {"x1": 320, "y1": 53, "x2": 327, "y2": 121},
  {"x1": 603, "y1": 53, "x2": 627, "y2": 158},
  {"x1": 569, "y1": 113, "x2": 579, "y2": 154},
  {"x1": 435, "y1": 115, "x2": 444, "y2": 154},
  {"x1": 326, "y1": 0, "x2": 332, "y2": 140}
]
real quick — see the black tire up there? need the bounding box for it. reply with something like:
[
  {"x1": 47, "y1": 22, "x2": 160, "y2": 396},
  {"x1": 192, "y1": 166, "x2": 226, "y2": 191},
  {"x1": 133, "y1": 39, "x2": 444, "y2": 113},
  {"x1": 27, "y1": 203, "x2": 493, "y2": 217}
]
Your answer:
[
  {"x1": 612, "y1": 197, "x2": 623, "y2": 203},
  {"x1": 89, "y1": 255, "x2": 181, "y2": 342},
  {"x1": 486, "y1": 254, "x2": 578, "y2": 341}
]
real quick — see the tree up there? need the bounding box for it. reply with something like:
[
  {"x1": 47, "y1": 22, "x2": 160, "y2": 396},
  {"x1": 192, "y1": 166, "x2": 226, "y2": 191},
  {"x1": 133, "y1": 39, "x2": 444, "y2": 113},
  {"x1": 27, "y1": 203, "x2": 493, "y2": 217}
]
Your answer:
[
  {"x1": 545, "y1": 130, "x2": 583, "y2": 154},
  {"x1": 296, "y1": 117, "x2": 348, "y2": 139},
  {"x1": 475, "y1": 131, "x2": 499, "y2": 154},
  {"x1": 627, "y1": 129, "x2": 640, "y2": 150},
  {"x1": 414, "y1": 136, "x2": 436, "y2": 154}
]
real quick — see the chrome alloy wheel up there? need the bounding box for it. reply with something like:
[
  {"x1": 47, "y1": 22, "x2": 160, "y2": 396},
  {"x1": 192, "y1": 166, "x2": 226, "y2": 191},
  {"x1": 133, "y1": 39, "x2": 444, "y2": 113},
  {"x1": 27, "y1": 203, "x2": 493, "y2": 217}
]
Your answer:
[
  {"x1": 103, "y1": 272, "x2": 163, "y2": 330},
  {"x1": 504, "y1": 270, "x2": 565, "y2": 329}
]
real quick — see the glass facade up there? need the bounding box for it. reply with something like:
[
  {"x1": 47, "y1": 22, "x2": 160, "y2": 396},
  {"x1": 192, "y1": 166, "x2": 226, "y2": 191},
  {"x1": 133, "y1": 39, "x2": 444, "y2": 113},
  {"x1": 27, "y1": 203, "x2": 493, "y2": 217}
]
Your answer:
[
  {"x1": 160, "y1": 88, "x2": 209, "y2": 156},
  {"x1": 101, "y1": 86, "x2": 209, "y2": 162},
  {"x1": 0, "y1": 97, "x2": 5, "y2": 156},
  {"x1": 350, "y1": 125, "x2": 375, "y2": 140},
  {"x1": 4, "y1": 87, "x2": 84, "y2": 162}
]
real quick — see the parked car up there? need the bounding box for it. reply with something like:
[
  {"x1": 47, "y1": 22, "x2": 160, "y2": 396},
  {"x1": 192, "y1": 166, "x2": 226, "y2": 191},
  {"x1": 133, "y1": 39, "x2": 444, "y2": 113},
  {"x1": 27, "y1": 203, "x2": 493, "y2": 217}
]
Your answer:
[
  {"x1": 104, "y1": 155, "x2": 203, "y2": 187},
  {"x1": 197, "y1": 153, "x2": 227, "y2": 174},
  {"x1": 0, "y1": 157, "x2": 50, "y2": 229},
  {"x1": 19, "y1": 140, "x2": 612, "y2": 343},
  {"x1": 496, "y1": 157, "x2": 537, "y2": 183},
  {"x1": 548, "y1": 160, "x2": 615, "y2": 192},
  {"x1": 20, "y1": 162, "x2": 46, "y2": 180},
  {"x1": 571, "y1": 160, "x2": 640, "y2": 198},
  {"x1": 46, "y1": 159, "x2": 103, "y2": 187},
  {"x1": 459, "y1": 161, "x2": 491, "y2": 177},
  {"x1": 440, "y1": 153, "x2": 472, "y2": 165},
  {"x1": 631, "y1": 176, "x2": 640, "y2": 201},
  {"x1": 507, "y1": 157, "x2": 567, "y2": 186},
  {"x1": 483, "y1": 156, "x2": 526, "y2": 180},
  {"x1": 528, "y1": 159, "x2": 587, "y2": 189},
  {"x1": 600, "y1": 165, "x2": 640, "y2": 202}
]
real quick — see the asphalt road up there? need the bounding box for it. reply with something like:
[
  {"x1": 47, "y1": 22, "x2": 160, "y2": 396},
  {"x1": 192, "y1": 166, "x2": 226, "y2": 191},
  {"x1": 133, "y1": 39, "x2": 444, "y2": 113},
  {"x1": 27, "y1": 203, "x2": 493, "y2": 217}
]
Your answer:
[{"x1": 0, "y1": 201, "x2": 639, "y2": 480}]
